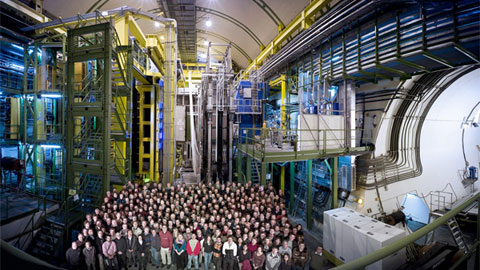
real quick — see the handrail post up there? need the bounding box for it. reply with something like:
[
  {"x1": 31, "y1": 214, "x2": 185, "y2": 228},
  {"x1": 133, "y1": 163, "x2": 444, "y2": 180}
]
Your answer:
[{"x1": 477, "y1": 198, "x2": 480, "y2": 269}]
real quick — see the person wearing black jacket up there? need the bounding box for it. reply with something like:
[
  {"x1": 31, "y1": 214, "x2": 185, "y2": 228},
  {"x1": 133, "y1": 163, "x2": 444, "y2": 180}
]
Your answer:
[
  {"x1": 137, "y1": 235, "x2": 149, "y2": 270},
  {"x1": 83, "y1": 241, "x2": 97, "y2": 270},
  {"x1": 115, "y1": 232, "x2": 127, "y2": 270},
  {"x1": 279, "y1": 254, "x2": 293, "y2": 270},
  {"x1": 143, "y1": 227, "x2": 153, "y2": 265},
  {"x1": 95, "y1": 231, "x2": 105, "y2": 270},
  {"x1": 126, "y1": 230, "x2": 138, "y2": 267},
  {"x1": 66, "y1": 241, "x2": 81, "y2": 270}
]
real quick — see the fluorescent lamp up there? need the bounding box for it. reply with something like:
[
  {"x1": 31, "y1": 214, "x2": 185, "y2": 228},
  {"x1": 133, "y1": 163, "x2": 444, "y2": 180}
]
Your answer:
[
  {"x1": 41, "y1": 94, "x2": 62, "y2": 98},
  {"x1": 154, "y1": 21, "x2": 161, "y2": 28},
  {"x1": 205, "y1": 20, "x2": 212, "y2": 27},
  {"x1": 101, "y1": 11, "x2": 108, "y2": 16},
  {"x1": 40, "y1": 144, "x2": 61, "y2": 149},
  {"x1": 11, "y1": 44, "x2": 23, "y2": 50},
  {"x1": 331, "y1": 55, "x2": 340, "y2": 62}
]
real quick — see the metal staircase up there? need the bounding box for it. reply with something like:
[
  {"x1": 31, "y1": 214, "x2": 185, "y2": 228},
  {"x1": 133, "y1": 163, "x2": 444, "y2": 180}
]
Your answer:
[
  {"x1": 447, "y1": 217, "x2": 469, "y2": 253},
  {"x1": 251, "y1": 159, "x2": 260, "y2": 184}
]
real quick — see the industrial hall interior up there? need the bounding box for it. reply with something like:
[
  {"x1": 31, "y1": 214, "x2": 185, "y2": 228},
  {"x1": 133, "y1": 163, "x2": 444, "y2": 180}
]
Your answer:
[{"x1": 0, "y1": 0, "x2": 480, "y2": 269}]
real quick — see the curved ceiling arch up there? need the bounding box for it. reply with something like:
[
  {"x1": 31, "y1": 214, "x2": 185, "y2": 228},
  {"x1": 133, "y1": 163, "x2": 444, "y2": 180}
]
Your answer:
[
  {"x1": 196, "y1": 29, "x2": 251, "y2": 63},
  {"x1": 196, "y1": 6, "x2": 264, "y2": 49},
  {"x1": 43, "y1": 0, "x2": 312, "y2": 67}
]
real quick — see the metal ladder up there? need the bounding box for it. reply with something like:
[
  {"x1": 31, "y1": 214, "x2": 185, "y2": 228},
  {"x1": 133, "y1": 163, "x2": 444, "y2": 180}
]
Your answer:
[{"x1": 447, "y1": 217, "x2": 469, "y2": 253}]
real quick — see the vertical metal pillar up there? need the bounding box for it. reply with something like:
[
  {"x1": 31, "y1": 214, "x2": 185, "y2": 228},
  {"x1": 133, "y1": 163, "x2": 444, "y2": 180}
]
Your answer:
[
  {"x1": 236, "y1": 152, "x2": 242, "y2": 182},
  {"x1": 332, "y1": 157, "x2": 338, "y2": 209},
  {"x1": 261, "y1": 162, "x2": 267, "y2": 186},
  {"x1": 307, "y1": 159, "x2": 313, "y2": 230},
  {"x1": 476, "y1": 198, "x2": 480, "y2": 269},
  {"x1": 280, "y1": 166, "x2": 285, "y2": 193},
  {"x1": 246, "y1": 156, "x2": 252, "y2": 183},
  {"x1": 163, "y1": 22, "x2": 176, "y2": 184},
  {"x1": 289, "y1": 162, "x2": 295, "y2": 214}
]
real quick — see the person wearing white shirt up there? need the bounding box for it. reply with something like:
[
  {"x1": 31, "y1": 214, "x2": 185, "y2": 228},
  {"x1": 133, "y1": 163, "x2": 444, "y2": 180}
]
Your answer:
[{"x1": 222, "y1": 236, "x2": 237, "y2": 270}]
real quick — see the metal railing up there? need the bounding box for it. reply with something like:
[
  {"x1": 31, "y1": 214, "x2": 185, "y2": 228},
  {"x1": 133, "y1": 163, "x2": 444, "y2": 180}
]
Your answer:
[
  {"x1": 237, "y1": 127, "x2": 363, "y2": 159},
  {"x1": 333, "y1": 192, "x2": 480, "y2": 270}
]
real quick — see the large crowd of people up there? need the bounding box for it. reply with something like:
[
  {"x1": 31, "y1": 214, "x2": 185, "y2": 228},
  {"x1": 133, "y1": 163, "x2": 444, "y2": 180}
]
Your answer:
[{"x1": 65, "y1": 181, "x2": 328, "y2": 270}]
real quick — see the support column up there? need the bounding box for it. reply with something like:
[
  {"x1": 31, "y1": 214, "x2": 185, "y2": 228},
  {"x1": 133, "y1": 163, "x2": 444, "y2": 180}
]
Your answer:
[
  {"x1": 261, "y1": 162, "x2": 267, "y2": 186},
  {"x1": 246, "y1": 156, "x2": 252, "y2": 183},
  {"x1": 280, "y1": 166, "x2": 285, "y2": 194},
  {"x1": 289, "y1": 162, "x2": 295, "y2": 214},
  {"x1": 307, "y1": 160, "x2": 313, "y2": 230},
  {"x1": 332, "y1": 157, "x2": 338, "y2": 209},
  {"x1": 476, "y1": 198, "x2": 480, "y2": 269},
  {"x1": 236, "y1": 153, "x2": 242, "y2": 182}
]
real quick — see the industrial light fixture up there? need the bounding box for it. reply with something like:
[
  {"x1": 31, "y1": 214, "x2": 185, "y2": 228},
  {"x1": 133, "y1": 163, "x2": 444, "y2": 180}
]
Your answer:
[
  {"x1": 154, "y1": 21, "x2": 161, "y2": 28},
  {"x1": 11, "y1": 44, "x2": 23, "y2": 50},
  {"x1": 160, "y1": 35, "x2": 165, "y2": 41},
  {"x1": 205, "y1": 19, "x2": 212, "y2": 27},
  {"x1": 40, "y1": 144, "x2": 61, "y2": 149},
  {"x1": 357, "y1": 198, "x2": 364, "y2": 204},
  {"x1": 41, "y1": 94, "x2": 62, "y2": 98},
  {"x1": 204, "y1": 40, "x2": 209, "y2": 46},
  {"x1": 101, "y1": 11, "x2": 108, "y2": 16}
]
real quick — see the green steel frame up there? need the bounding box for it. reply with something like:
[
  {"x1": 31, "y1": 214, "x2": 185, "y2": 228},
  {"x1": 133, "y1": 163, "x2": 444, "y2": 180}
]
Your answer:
[
  {"x1": 66, "y1": 22, "x2": 112, "y2": 207},
  {"x1": 22, "y1": 36, "x2": 66, "y2": 200}
]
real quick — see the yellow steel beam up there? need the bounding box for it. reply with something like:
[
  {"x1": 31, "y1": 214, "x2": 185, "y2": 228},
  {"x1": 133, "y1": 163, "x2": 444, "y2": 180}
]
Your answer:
[
  {"x1": 126, "y1": 14, "x2": 147, "y2": 47},
  {"x1": 246, "y1": 0, "x2": 332, "y2": 74},
  {"x1": 1, "y1": 0, "x2": 66, "y2": 35}
]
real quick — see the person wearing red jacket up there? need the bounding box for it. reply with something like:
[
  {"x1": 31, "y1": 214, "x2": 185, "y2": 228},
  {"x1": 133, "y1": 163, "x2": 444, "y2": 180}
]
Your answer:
[
  {"x1": 159, "y1": 225, "x2": 173, "y2": 269},
  {"x1": 187, "y1": 234, "x2": 201, "y2": 270}
]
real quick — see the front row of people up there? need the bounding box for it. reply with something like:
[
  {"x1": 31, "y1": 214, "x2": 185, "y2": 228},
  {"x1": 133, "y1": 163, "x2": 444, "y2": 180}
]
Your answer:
[{"x1": 66, "y1": 231, "x2": 328, "y2": 270}]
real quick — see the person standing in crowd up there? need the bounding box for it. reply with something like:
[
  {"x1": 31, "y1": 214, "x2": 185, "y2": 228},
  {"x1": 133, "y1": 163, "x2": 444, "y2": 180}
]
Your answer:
[
  {"x1": 126, "y1": 230, "x2": 138, "y2": 268},
  {"x1": 137, "y1": 235, "x2": 149, "y2": 270},
  {"x1": 211, "y1": 237, "x2": 223, "y2": 270},
  {"x1": 151, "y1": 229, "x2": 162, "y2": 268},
  {"x1": 278, "y1": 241, "x2": 292, "y2": 258},
  {"x1": 251, "y1": 246, "x2": 265, "y2": 270},
  {"x1": 143, "y1": 227, "x2": 153, "y2": 267},
  {"x1": 202, "y1": 235, "x2": 214, "y2": 270},
  {"x1": 66, "y1": 241, "x2": 81, "y2": 270},
  {"x1": 115, "y1": 232, "x2": 126, "y2": 270},
  {"x1": 102, "y1": 235, "x2": 117, "y2": 270},
  {"x1": 174, "y1": 234, "x2": 187, "y2": 270},
  {"x1": 279, "y1": 254, "x2": 293, "y2": 270},
  {"x1": 95, "y1": 231, "x2": 105, "y2": 270},
  {"x1": 159, "y1": 225, "x2": 173, "y2": 269},
  {"x1": 83, "y1": 241, "x2": 97, "y2": 270},
  {"x1": 292, "y1": 242, "x2": 308, "y2": 270},
  {"x1": 238, "y1": 244, "x2": 252, "y2": 270},
  {"x1": 222, "y1": 236, "x2": 237, "y2": 270},
  {"x1": 309, "y1": 246, "x2": 328, "y2": 270},
  {"x1": 187, "y1": 234, "x2": 201, "y2": 270},
  {"x1": 265, "y1": 247, "x2": 281, "y2": 270}
]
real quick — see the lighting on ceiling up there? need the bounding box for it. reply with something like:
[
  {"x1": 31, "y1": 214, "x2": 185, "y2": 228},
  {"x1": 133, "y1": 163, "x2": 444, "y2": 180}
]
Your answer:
[
  {"x1": 160, "y1": 35, "x2": 165, "y2": 41},
  {"x1": 204, "y1": 40, "x2": 209, "y2": 46},
  {"x1": 205, "y1": 19, "x2": 212, "y2": 27},
  {"x1": 154, "y1": 21, "x2": 161, "y2": 28},
  {"x1": 41, "y1": 94, "x2": 62, "y2": 98},
  {"x1": 40, "y1": 144, "x2": 62, "y2": 149},
  {"x1": 199, "y1": 53, "x2": 206, "y2": 58},
  {"x1": 11, "y1": 44, "x2": 23, "y2": 51},
  {"x1": 101, "y1": 11, "x2": 108, "y2": 16},
  {"x1": 357, "y1": 198, "x2": 364, "y2": 205}
]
